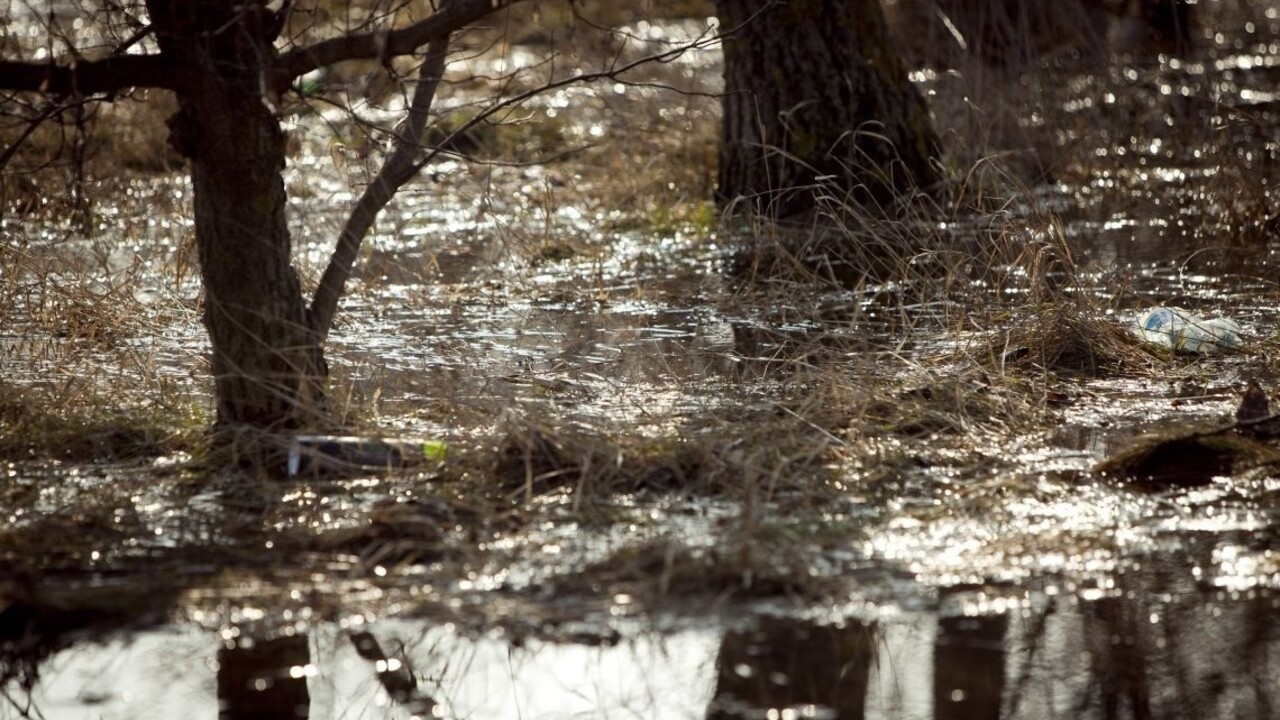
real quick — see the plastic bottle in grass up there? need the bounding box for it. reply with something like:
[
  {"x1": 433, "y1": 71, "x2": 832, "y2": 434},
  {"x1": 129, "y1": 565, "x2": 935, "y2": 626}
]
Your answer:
[
  {"x1": 1133, "y1": 307, "x2": 1242, "y2": 354},
  {"x1": 287, "y1": 436, "x2": 448, "y2": 476}
]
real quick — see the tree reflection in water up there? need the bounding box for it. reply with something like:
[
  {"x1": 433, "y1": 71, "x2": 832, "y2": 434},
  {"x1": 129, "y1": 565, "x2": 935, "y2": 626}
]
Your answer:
[
  {"x1": 217, "y1": 634, "x2": 310, "y2": 719},
  {"x1": 1070, "y1": 548, "x2": 1277, "y2": 720},
  {"x1": 4, "y1": 564, "x2": 1278, "y2": 718},
  {"x1": 934, "y1": 604, "x2": 1006, "y2": 720},
  {"x1": 700, "y1": 570, "x2": 1276, "y2": 720},
  {"x1": 707, "y1": 616, "x2": 876, "y2": 719},
  {"x1": 214, "y1": 630, "x2": 441, "y2": 720}
]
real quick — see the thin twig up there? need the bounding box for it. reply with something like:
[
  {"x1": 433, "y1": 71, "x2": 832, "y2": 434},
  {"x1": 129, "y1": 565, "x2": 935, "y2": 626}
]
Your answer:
[
  {"x1": 0, "y1": 102, "x2": 63, "y2": 171},
  {"x1": 405, "y1": 27, "x2": 723, "y2": 183},
  {"x1": 309, "y1": 1, "x2": 455, "y2": 340},
  {"x1": 309, "y1": 24, "x2": 724, "y2": 340}
]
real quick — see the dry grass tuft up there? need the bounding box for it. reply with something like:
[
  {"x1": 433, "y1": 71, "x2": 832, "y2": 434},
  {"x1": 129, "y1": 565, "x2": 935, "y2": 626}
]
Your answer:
[
  {"x1": 974, "y1": 304, "x2": 1165, "y2": 377},
  {"x1": 862, "y1": 372, "x2": 1043, "y2": 437},
  {"x1": 488, "y1": 408, "x2": 842, "y2": 502},
  {"x1": 727, "y1": 171, "x2": 962, "y2": 290},
  {"x1": 0, "y1": 383, "x2": 203, "y2": 462}
]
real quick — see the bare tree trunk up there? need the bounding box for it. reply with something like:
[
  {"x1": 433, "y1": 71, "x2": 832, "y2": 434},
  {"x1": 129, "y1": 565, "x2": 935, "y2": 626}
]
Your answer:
[
  {"x1": 148, "y1": 0, "x2": 326, "y2": 435},
  {"x1": 714, "y1": 0, "x2": 941, "y2": 217},
  {"x1": 185, "y1": 94, "x2": 326, "y2": 432}
]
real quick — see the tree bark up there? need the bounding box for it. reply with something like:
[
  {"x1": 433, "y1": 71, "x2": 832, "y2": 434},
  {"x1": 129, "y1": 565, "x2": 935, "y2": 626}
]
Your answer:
[
  {"x1": 147, "y1": 0, "x2": 326, "y2": 433},
  {"x1": 714, "y1": 0, "x2": 942, "y2": 217}
]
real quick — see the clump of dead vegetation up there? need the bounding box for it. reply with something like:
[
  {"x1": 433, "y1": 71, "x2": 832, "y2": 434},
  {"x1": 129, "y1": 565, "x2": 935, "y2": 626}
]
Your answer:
[
  {"x1": 0, "y1": 382, "x2": 203, "y2": 462},
  {"x1": 1096, "y1": 380, "x2": 1280, "y2": 486},
  {"x1": 972, "y1": 302, "x2": 1165, "y2": 377},
  {"x1": 553, "y1": 535, "x2": 850, "y2": 605},
  {"x1": 0, "y1": 243, "x2": 206, "y2": 462},
  {"x1": 478, "y1": 406, "x2": 844, "y2": 502},
  {"x1": 1095, "y1": 427, "x2": 1274, "y2": 486}
]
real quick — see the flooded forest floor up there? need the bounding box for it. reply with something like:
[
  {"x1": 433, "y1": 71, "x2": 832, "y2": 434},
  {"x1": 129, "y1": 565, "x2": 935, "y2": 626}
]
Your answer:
[{"x1": 3, "y1": 2, "x2": 1280, "y2": 718}]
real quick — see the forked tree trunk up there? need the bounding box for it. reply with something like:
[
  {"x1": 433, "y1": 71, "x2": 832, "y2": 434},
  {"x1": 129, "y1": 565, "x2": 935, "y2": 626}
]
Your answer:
[
  {"x1": 714, "y1": 0, "x2": 942, "y2": 217},
  {"x1": 148, "y1": 1, "x2": 326, "y2": 434}
]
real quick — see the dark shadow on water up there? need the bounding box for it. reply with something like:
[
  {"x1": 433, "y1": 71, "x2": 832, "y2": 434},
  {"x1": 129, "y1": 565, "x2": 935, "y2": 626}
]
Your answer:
[{"x1": 0, "y1": 585, "x2": 183, "y2": 700}]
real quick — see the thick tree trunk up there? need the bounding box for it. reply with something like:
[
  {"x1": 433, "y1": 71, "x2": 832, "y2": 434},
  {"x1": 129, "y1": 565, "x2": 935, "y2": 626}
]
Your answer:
[
  {"x1": 148, "y1": 1, "x2": 326, "y2": 434},
  {"x1": 186, "y1": 96, "x2": 326, "y2": 432},
  {"x1": 714, "y1": 0, "x2": 941, "y2": 217}
]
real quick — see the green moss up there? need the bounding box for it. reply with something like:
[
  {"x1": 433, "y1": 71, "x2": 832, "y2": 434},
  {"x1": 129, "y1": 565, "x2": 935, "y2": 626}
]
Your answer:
[{"x1": 647, "y1": 200, "x2": 719, "y2": 234}]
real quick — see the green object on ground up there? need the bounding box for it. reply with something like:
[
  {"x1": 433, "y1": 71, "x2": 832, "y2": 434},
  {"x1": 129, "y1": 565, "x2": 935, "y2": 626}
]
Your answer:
[{"x1": 422, "y1": 440, "x2": 448, "y2": 461}]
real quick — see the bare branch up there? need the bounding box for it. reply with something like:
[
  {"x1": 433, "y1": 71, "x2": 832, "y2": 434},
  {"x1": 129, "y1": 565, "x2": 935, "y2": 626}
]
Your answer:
[
  {"x1": 0, "y1": 56, "x2": 174, "y2": 96},
  {"x1": 308, "y1": 4, "x2": 455, "y2": 341},
  {"x1": 274, "y1": 0, "x2": 525, "y2": 93},
  {"x1": 308, "y1": 17, "x2": 722, "y2": 340},
  {"x1": 0, "y1": 102, "x2": 64, "y2": 171},
  {"x1": 405, "y1": 26, "x2": 723, "y2": 180},
  {"x1": 302, "y1": 21, "x2": 721, "y2": 335}
]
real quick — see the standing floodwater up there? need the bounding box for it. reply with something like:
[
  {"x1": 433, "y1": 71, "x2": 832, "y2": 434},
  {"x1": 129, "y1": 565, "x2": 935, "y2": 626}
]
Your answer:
[{"x1": 4, "y1": 1, "x2": 1280, "y2": 719}]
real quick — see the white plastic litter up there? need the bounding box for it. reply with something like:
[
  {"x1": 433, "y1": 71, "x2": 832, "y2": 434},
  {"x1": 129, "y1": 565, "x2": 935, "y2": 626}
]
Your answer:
[{"x1": 1132, "y1": 307, "x2": 1242, "y2": 354}]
